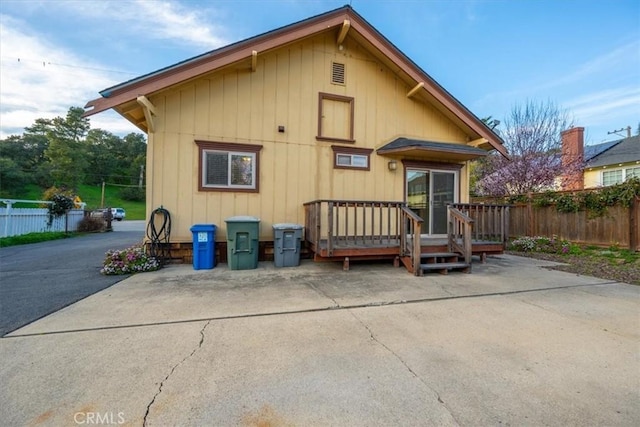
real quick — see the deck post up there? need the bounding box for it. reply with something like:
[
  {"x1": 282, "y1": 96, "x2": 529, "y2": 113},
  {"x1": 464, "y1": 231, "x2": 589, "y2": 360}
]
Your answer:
[{"x1": 328, "y1": 201, "x2": 334, "y2": 256}]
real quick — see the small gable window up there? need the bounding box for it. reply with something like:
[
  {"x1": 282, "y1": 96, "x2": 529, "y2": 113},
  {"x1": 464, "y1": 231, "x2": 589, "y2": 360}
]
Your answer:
[
  {"x1": 196, "y1": 141, "x2": 262, "y2": 192},
  {"x1": 332, "y1": 145, "x2": 372, "y2": 171}
]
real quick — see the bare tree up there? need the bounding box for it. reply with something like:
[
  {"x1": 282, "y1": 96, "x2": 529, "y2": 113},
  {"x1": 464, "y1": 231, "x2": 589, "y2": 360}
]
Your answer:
[{"x1": 475, "y1": 100, "x2": 579, "y2": 196}]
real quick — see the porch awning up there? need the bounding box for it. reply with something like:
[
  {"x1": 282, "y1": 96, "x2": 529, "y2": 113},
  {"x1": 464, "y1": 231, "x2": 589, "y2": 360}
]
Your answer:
[{"x1": 377, "y1": 137, "x2": 488, "y2": 161}]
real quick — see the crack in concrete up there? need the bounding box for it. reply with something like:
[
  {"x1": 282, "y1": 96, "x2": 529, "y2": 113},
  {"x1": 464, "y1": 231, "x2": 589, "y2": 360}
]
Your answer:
[
  {"x1": 5, "y1": 281, "x2": 621, "y2": 339},
  {"x1": 142, "y1": 320, "x2": 211, "y2": 426},
  {"x1": 349, "y1": 311, "x2": 461, "y2": 426},
  {"x1": 303, "y1": 279, "x2": 340, "y2": 308}
]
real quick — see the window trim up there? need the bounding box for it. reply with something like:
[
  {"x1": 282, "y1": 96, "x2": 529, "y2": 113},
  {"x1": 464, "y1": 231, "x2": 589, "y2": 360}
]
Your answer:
[
  {"x1": 600, "y1": 166, "x2": 639, "y2": 186},
  {"x1": 602, "y1": 169, "x2": 623, "y2": 186},
  {"x1": 331, "y1": 145, "x2": 373, "y2": 171},
  {"x1": 317, "y1": 92, "x2": 355, "y2": 143},
  {"x1": 196, "y1": 140, "x2": 262, "y2": 193},
  {"x1": 624, "y1": 166, "x2": 640, "y2": 180}
]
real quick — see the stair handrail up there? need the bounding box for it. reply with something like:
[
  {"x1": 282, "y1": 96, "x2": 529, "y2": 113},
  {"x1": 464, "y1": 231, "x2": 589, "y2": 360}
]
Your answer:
[
  {"x1": 448, "y1": 206, "x2": 473, "y2": 270},
  {"x1": 400, "y1": 206, "x2": 423, "y2": 276}
]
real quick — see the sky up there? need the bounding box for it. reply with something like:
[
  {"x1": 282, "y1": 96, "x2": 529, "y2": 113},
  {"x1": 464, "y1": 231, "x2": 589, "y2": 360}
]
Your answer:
[{"x1": 1, "y1": 0, "x2": 638, "y2": 145}]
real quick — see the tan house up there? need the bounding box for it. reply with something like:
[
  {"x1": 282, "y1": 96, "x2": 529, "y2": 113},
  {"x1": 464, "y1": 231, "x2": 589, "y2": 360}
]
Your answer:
[
  {"x1": 561, "y1": 127, "x2": 640, "y2": 190},
  {"x1": 84, "y1": 6, "x2": 509, "y2": 274}
]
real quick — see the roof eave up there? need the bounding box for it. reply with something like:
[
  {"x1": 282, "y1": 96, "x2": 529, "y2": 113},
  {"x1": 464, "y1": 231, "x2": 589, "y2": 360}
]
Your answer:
[
  {"x1": 83, "y1": 5, "x2": 506, "y2": 156},
  {"x1": 377, "y1": 146, "x2": 488, "y2": 162}
]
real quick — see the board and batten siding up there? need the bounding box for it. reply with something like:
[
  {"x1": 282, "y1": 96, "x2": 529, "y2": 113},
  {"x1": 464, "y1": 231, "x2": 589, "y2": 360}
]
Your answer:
[{"x1": 146, "y1": 33, "x2": 472, "y2": 242}]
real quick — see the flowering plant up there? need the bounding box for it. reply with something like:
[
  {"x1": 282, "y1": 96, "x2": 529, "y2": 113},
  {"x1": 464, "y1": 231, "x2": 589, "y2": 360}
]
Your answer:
[
  {"x1": 508, "y1": 235, "x2": 577, "y2": 255},
  {"x1": 100, "y1": 245, "x2": 161, "y2": 275}
]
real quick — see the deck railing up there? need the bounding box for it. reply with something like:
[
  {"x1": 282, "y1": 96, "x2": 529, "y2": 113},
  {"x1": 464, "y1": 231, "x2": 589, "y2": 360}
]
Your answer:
[
  {"x1": 449, "y1": 203, "x2": 510, "y2": 244},
  {"x1": 400, "y1": 206, "x2": 423, "y2": 275},
  {"x1": 303, "y1": 200, "x2": 404, "y2": 256},
  {"x1": 448, "y1": 207, "x2": 474, "y2": 268}
]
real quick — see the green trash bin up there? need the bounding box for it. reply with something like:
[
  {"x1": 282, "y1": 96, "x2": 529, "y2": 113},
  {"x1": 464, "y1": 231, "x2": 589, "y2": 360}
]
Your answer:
[{"x1": 225, "y1": 216, "x2": 260, "y2": 270}]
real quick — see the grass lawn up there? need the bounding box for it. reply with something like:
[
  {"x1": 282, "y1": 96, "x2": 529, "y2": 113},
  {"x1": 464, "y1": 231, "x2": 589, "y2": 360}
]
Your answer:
[
  {"x1": 11, "y1": 184, "x2": 146, "y2": 220},
  {"x1": 0, "y1": 232, "x2": 79, "y2": 248}
]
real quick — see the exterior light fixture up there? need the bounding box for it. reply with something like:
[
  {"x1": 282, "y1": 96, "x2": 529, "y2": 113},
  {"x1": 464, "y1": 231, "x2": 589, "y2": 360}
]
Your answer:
[{"x1": 388, "y1": 160, "x2": 397, "y2": 171}]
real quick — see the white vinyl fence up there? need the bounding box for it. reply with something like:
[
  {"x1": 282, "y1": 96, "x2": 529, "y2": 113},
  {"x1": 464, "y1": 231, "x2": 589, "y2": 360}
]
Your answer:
[{"x1": 0, "y1": 199, "x2": 86, "y2": 238}]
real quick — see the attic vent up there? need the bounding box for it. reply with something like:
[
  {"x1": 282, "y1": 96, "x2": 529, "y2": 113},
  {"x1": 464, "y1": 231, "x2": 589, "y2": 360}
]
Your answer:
[{"x1": 331, "y1": 62, "x2": 345, "y2": 85}]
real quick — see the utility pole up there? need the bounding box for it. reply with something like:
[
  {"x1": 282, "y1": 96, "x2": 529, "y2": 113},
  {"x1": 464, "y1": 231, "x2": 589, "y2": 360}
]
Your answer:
[
  {"x1": 138, "y1": 164, "x2": 145, "y2": 189},
  {"x1": 101, "y1": 180, "x2": 105, "y2": 208},
  {"x1": 607, "y1": 126, "x2": 632, "y2": 138}
]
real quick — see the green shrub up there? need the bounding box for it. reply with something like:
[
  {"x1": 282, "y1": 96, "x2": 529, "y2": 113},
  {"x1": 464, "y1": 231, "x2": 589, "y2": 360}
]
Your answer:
[
  {"x1": 120, "y1": 186, "x2": 145, "y2": 202},
  {"x1": 77, "y1": 216, "x2": 105, "y2": 232}
]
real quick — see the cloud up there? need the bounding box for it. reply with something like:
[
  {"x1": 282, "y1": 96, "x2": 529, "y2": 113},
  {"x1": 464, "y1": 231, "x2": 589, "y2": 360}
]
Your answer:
[
  {"x1": 476, "y1": 39, "x2": 640, "y2": 106},
  {"x1": 133, "y1": 0, "x2": 228, "y2": 48},
  {"x1": 536, "y1": 40, "x2": 639, "y2": 91},
  {"x1": 566, "y1": 86, "x2": 640, "y2": 126},
  {"x1": 0, "y1": 0, "x2": 232, "y2": 138},
  {"x1": 59, "y1": 0, "x2": 229, "y2": 49},
  {"x1": 0, "y1": 15, "x2": 140, "y2": 138}
]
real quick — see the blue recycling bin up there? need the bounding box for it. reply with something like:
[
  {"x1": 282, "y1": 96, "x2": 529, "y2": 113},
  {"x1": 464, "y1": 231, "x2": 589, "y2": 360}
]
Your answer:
[{"x1": 190, "y1": 224, "x2": 216, "y2": 270}]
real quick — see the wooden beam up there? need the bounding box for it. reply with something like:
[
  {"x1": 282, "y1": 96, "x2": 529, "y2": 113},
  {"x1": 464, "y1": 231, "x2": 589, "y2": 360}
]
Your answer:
[
  {"x1": 406, "y1": 82, "x2": 424, "y2": 98},
  {"x1": 136, "y1": 95, "x2": 156, "y2": 133},
  {"x1": 336, "y1": 19, "x2": 350, "y2": 45},
  {"x1": 468, "y1": 137, "x2": 488, "y2": 147},
  {"x1": 251, "y1": 50, "x2": 257, "y2": 72},
  {"x1": 136, "y1": 95, "x2": 157, "y2": 116}
]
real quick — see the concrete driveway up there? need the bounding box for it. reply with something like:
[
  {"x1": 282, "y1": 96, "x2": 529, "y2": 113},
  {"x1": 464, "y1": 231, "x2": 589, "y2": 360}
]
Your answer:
[{"x1": 1, "y1": 255, "x2": 638, "y2": 426}]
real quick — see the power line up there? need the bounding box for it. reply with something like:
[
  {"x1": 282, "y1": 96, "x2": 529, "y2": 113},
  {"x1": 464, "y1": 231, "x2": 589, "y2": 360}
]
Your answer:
[{"x1": 0, "y1": 56, "x2": 138, "y2": 76}]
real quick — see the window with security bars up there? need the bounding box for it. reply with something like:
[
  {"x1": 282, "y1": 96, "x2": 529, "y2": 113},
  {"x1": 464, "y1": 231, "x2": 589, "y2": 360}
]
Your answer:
[
  {"x1": 204, "y1": 151, "x2": 255, "y2": 188},
  {"x1": 196, "y1": 140, "x2": 262, "y2": 192}
]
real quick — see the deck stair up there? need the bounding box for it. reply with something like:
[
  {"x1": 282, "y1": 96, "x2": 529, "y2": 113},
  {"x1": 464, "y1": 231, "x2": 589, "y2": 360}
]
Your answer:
[{"x1": 419, "y1": 252, "x2": 470, "y2": 274}]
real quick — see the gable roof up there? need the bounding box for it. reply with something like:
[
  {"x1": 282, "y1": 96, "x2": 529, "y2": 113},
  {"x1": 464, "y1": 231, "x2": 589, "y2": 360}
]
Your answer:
[
  {"x1": 586, "y1": 135, "x2": 640, "y2": 168},
  {"x1": 83, "y1": 5, "x2": 506, "y2": 156},
  {"x1": 584, "y1": 140, "x2": 620, "y2": 162}
]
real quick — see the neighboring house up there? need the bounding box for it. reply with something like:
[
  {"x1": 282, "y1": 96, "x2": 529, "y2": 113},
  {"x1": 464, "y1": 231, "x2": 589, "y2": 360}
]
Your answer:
[
  {"x1": 561, "y1": 127, "x2": 640, "y2": 189},
  {"x1": 84, "y1": 6, "x2": 508, "y2": 272}
]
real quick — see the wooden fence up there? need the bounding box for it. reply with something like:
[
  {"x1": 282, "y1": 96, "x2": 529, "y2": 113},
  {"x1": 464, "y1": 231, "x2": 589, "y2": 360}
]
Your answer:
[{"x1": 505, "y1": 196, "x2": 639, "y2": 251}]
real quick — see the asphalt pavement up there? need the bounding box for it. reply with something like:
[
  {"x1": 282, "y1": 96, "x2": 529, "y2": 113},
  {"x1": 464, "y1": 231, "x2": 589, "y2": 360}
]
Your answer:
[{"x1": 0, "y1": 220, "x2": 146, "y2": 336}]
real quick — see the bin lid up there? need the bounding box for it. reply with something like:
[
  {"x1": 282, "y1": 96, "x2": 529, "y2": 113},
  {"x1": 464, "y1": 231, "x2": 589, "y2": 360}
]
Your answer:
[
  {"x1": 225, "y1": 215, "x2": 260, "y2": 223},
  {"x1": 273, "y1": 223, "x2": 303, "y2": 230},
  {"x1": 190, "y1": 224, "x2": 217, "y2": 231}
]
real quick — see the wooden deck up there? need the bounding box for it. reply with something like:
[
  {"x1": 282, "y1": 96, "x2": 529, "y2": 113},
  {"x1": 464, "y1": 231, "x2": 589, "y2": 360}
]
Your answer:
[
  {"x1": 304, "y1": 200, "x2": 509, "y2": 274},
  {"x1": 309, "y1": 237, "x2": 504, "y2": 260}
]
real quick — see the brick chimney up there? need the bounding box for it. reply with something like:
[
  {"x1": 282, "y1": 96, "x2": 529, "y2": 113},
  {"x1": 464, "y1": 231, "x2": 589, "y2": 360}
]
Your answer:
[{"x1": 560, "y1": 127, "x2": 584, "y2": 190}]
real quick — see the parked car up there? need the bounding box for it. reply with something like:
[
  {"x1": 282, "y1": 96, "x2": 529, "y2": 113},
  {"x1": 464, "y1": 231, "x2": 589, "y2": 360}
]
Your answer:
[
  {"x1": 89, "y1": 209, "x2": 107, "y2": 219},
  {"x1": 111, "y1": 208, "x2": 126, "y2": 221}
]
